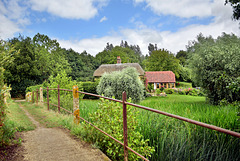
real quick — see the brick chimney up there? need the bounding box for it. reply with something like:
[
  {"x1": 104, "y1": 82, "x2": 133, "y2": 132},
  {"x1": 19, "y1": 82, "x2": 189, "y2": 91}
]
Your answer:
[{"x1": 117, "y1": 56, "x2": 121, "y2": 64}]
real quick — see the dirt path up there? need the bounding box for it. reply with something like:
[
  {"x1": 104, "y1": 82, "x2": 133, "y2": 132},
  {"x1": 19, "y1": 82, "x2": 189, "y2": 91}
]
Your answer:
[{"x1": 18, "y1": 104, "x2": 110, "y2": 161}]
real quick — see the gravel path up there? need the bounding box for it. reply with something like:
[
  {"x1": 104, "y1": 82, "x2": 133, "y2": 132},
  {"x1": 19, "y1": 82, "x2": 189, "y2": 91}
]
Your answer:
[{"x1": 18, "y1": 104, "x2": 110, "y2": 161}]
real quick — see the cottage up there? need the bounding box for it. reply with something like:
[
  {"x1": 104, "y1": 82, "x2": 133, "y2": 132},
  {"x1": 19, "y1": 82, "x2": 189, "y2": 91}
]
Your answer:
[
  {"x1": 145, "y1": 71, "x2": 176, "y2": 89},
  {"x1": 93, "y1": 56, "x2": 144, "y2": 77}
]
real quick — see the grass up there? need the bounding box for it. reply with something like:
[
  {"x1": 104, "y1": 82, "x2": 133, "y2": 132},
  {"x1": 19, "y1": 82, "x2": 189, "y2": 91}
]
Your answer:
[
  {"x1": 137, "y1": 95, "x2": 239, "y2": 160},
  {"x1": 7, "y1": 102, "x2": 35, "y2": 131},
  {"x1": 28, "y1": 94, "x2": 239, "y2": 161}
]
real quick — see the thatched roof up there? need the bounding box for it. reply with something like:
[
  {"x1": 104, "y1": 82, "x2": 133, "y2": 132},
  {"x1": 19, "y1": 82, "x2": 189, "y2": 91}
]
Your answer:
[{"x1": 93, "y1": 63, "x2": 145, "y2": 77}]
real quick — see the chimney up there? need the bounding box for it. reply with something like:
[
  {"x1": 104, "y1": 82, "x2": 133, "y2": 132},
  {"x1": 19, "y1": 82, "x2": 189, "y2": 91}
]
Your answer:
[{"x1": 117, "y1": 56, "x2": 121, "y2": 64}]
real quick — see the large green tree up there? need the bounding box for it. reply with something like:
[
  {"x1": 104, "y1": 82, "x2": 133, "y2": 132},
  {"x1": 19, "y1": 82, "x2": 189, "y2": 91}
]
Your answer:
[
  {"x1": 225, "y1": 0, "x2": 240, "y2": 20},
  {"x1": 4, "y1": 34, "x2": 70, "y2": 97},
  {"x1": 96, "y1": 43, "x2": 142, "y2": 65},
  {"x1": 144, "y1": 49, "x2": 180, "y2": 78},
  {"x1": 187, "y1": 33, "x2": 240, "y2": 104},
  {"x1": 62, "y1": 49, "x2": 99, "y2": 81}
]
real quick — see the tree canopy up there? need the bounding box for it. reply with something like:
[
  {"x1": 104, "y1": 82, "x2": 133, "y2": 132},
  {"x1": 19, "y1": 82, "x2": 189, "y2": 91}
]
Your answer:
[
  {"x1": 144, "y1": 49, "x2": 180, "y2": 78},
  {"x1": 225, "y1": 0, "x2": 240, "y2": 20},
  {"x1": 187, "y1": 33, "x2": 240, "y2": 104}
]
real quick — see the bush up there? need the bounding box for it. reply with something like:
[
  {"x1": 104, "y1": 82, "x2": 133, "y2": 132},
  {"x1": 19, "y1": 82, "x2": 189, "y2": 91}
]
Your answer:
[
  {"x1": 155, "y1": 89, "x2": 161, "y2": 96},
  {"x1": 83, "y1": 98, "x2": 155, "y2": 160},
  {"x1": 164, "y1": 88, "x2": 174, "y2": 94},
  {"x1": 82, "y1": 81, "x2": 99, "y2": 99},
  {"x1": 97, "y1": 67, "x2": 145, "y2": 103},
  {"x1": 178, "y1": 89, "x2": 186, "y2": 95}
]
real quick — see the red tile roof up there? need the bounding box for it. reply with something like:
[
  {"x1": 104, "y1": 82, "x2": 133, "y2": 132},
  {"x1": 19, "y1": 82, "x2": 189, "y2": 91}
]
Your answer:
[{"x1": 145, "y1": 71, "x2": 176, "y2": 83}]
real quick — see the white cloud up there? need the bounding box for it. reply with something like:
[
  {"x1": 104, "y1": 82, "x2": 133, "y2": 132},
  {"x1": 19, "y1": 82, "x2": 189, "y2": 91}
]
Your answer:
[
  {"x1": 58, "y1": 36, "x2": 121, "y2": 56},
  {"x1": 29, "y1": 0, "x2": 108, "y2": 20},
  {"x1": 134, "y1": 0, "x2": 213, "y2": 18},
  {"x1": 100, "y1": 16, "x2": 107, "y2": 22},
  {"x1": 57, "y1": 0, "x2": 240, "y2": 56},
  {"x1": 0, "y1": 0, "x2": 29, "y2": 39}
]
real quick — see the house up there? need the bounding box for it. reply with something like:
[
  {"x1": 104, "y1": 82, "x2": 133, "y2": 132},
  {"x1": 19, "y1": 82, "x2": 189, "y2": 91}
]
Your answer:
[
  {"x1": 93, "y1": 56, "x2": 145, "y2": 77},
  {"x1": 145, "y1": 71, "x2": 176, "y2": 89}
]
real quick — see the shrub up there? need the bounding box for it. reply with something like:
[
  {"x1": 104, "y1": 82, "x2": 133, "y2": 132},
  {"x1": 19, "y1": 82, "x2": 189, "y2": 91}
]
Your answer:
[
  {"x1": 164, "y1": 88, "x2": 174, "y2": 94},
  {"x1": 97, "y1": 67, "x2": 145, "y2": 103},
  {"x1": 155, "y1": 89, "x2": 161, "y2": 96},
  {"x1": 82, "y1": 81, "x2": 99, "y2": 99},
  {"x1": 83, "y1": 98, "x2": 155, "y2": 160},
  {"x1": 178, "y1": 89, "x2": 186, "y2": 95}
]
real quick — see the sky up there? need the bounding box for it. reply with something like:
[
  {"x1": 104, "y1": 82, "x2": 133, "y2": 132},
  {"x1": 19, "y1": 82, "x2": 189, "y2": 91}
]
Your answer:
[{"x1": 0, "y1": 0, "x2": 240, "y2": 56}]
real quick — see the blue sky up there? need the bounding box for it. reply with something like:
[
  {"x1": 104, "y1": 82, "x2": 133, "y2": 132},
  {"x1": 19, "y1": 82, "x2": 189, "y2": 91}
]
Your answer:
[{"x1": 1, "y1": 0, "x2": 239, "y2": 56}]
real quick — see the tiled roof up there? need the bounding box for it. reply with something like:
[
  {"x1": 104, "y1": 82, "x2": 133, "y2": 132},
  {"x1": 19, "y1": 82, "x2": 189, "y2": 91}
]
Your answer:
[
  {"x1": 93, "y1": 63, "x2": 145, "y2": 76},
  {"x1": 145, "y1": 71, "x2": 176, "y2": 83}
]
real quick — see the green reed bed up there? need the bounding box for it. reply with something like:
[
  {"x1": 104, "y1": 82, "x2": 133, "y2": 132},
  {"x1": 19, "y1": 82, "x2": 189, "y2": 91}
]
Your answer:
[{"x1": 138, "y1": 95, "x2": 239, "y2": 160}]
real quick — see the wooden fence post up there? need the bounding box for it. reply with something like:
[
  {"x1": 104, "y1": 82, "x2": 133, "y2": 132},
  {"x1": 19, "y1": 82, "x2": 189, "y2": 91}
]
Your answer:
[
  {"x1": 58, "y1": 85, "x2": 60, "y2": 113},
  {"x1": 122, "y1": 91, "x2": 128, "y2": 161},
  {"x1": 47, "y1": 86, "x2": 49, "y2": 110},
  {"x1": 73, "y1": 85, "x2": 80, "y2": 124},
  {"x1": 32, "y1": 91, "x2": 34, "y2": 103},
  {"x1": 36, "y1": 89, "x2": 38, "y2": 104},
  {"x1": 40, "y1": 87, "x2": 43, "y2": 105}
]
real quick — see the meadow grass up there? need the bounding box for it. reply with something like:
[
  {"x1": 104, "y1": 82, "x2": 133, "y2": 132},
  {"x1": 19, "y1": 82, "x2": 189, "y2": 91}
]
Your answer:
[{"x1": 137, "y1": 94, "x2": 239, "y2": 160}]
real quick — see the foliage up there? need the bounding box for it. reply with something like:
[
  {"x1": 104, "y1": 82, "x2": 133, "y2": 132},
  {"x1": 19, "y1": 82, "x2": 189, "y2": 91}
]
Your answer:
[
  {"x1": 164, "y1": 88, "x2": 174, "y2": 94},
  {"x1": 3, "y1": 34, "x2": 71, "y2": 98},
  {"x1": 139, "y1": 95, "x2": 240, "y2": 160},
  {"x1": 96, "y1": 45, "x2": 141, "y2": 65},
  {"x1": 97, "y1": 67, "x2": 145, "y2": 103},
  {"x1": 225, "y1": 0, "x2": 240, "y2": 20},
  {"x1": 144, "y1": 49, "x2": 180, "y2": 78},
  {"x1": 82, "y1": 81, "x2": 99, "y2": 99},
  {"x1": 147, "y1": 83, "x2": 154, "y2": 91},
  {"x1": 0, "y1": 40, "x2": 15, "y2": 146},
  {"x1": 176, "y1": 50, "x2": 188, "y2": 65},
  {"x1": 62, "y1": 49, "x2": 99, "y2": 81},
  {"x1": 155, "y1": 89, "x2": 161, "y2": 95},
  {"x1": 187, "y1": 33, "x2": 240, "y2": 104},
  {"x1": 83, "y1": 98, "x2": 155, "y2": 160},
  {"x1": 178, "y1": 65, "x2": 192, "y2": 82}
]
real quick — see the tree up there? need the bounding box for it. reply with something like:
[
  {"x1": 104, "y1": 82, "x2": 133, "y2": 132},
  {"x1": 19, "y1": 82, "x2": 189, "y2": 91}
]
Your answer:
[
  {"x1": 176, "y1": 50, "x2": 188, "y2": 66},
  {"x1": 144, "y1": 49, "x2": 180, "y2": 78},
  {"x1": 97, "y1": 67, "x2": 145, "y2": 102},
  {"x1": 187, "y1": 33, "x2": 240, "y2": 104},
  {"x1": 225, "y1": 0, "x2": 240, "y2": 20},
  {"x1": 4, "y1": 34, "x2": 71, "y2": 97},
  {"x1": 96, "y1": 46, "x2": 140, "y2": 65}
]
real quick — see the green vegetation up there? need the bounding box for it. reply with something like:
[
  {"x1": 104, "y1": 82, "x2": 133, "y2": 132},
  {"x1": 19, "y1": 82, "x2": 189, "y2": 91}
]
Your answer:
[
  {"x1": 188, "y1": 33, "x2": 240, "y2": 104},
  {"x1": 97, "y1": 67, "x2": 145, "y2": 103},
  {"x1": 144, "y1": 49, "x2": 180, "y2": 78},
  {"x1": 21, "y1": 92, "x2": 239, "y2": 161},
  {"x1": 7, "y1": 102, "x2": 35, "y2": 131},
  {"x1": 82, "y1": 98, "x2": 155, "y2": 160}
]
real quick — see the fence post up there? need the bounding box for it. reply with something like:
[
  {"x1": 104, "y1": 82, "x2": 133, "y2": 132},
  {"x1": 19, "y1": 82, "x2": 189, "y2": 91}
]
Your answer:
[
  {"x1": 58, "y1": 84, "x2": 60, "y2": 113},
  {"x1": 40, "y1": 87, "x2": 43, "y2": 105},
  {"x1": 47, "y1": 86, "x2": 49, "y2": 110},
  {"x1": 32, "y1": 91, "x2": 34, "y2": 103},
  {"x1": 122, "y1": 91, "x2": 128, "y2": 161},
  {"x1": 73, "y1": 85, "x2": 80, "y2": 124},
  {"x1": 36, "y1": 89, "x2": 38, "y2": 104}
]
